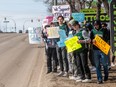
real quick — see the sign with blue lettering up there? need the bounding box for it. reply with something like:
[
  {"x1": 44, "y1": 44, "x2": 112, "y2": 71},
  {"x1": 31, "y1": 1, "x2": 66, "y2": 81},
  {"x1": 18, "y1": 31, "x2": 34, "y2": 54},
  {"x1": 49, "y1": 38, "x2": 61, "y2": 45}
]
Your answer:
[{"x1": 72, "y1": 13, "x2": 85, "y2": 22}]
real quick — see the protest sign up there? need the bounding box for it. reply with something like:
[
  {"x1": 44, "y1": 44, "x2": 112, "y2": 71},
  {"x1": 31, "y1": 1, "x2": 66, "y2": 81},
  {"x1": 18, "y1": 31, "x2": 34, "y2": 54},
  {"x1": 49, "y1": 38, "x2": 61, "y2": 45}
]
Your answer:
[
  {"x1": 57, "y1": 40, "x2": 65, "y2": 47},
  {"x1": 57, "y1": 30, "x2": 66, "y2": 47},
  {"x1": 52, "y1": 5, "x2": 71, "y2": 21},
  {"x1": 47, "y1": 27, "x2": 59, "y2": 38},
  {"x1": 65, "y1": 36, "x2": 82, "y2": 53},
  {"x1": 58, "y1": 30, "x2": 67, "y2": 39},
  {"x1": 28, "y1": 27, "x2": 42, "y2": 44},
  {"x1": 72, "y1": 13, "x2": 85, "y2": 22},
  {"x1": 93, "y1": 35, "x2": 110, "y2": 55},
  {"x1": 46, "y1": 16, "x2": 53, "y2": 25}
]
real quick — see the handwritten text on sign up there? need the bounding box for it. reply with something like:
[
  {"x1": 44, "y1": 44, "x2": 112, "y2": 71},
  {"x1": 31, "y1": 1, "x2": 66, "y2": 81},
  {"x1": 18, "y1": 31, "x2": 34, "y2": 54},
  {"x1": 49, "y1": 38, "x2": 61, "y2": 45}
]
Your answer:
[
  {"x1": 52, "y1": 5, "x2": 71, "y2": 21},
  {"x1": 93, "y1": 35, "x2": 110, "y2": 55},
  {"x1": 28, "y1": 27, "x2": 42, "y2": 44},
  {"x1": 65, "y1": 36, "x2": 82, "y2": 53},
  {"x1": 47, "y1": 27, "x2": 59, "y2": 38}
]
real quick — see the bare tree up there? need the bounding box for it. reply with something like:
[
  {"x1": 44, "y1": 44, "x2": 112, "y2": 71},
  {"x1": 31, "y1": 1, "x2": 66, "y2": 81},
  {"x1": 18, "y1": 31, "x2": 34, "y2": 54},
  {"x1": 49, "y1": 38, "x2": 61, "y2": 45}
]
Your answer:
[
  {"x1": 43, "y1": 0, "x2": 109, "y2": 19},
  {"x1": 102, "y1": 0, "x2": 109, "y2": 15}
]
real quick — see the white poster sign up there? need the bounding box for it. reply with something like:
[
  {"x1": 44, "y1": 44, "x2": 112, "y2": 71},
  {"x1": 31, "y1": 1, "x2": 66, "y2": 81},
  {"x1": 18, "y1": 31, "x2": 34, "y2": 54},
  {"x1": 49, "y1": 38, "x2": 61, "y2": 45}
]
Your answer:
[
  {"x1": 52, "y1": 5, "x2": 71, "y2": 21},
  {"x1": 28, "y1": 27, "x2": 42, "y2": 44},
  {"x1": 47, "y1": 27, "x2": 59, "y2": 38}
]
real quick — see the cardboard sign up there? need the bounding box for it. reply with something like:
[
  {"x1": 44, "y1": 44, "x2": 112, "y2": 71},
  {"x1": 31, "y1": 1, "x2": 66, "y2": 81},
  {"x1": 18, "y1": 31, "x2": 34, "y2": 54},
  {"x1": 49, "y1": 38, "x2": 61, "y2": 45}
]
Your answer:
[
  {"x1": 65, "y1": 36, "x2": 82, "y2": 53},
  {"x1": 72, "y1": 13, "x2": 85, "y2": 22},
  {"x1": 93, "y1": 35, "x2": 110, "y2": 55},
  {"x1": 47, "y1": 27, "x2": 59, "y2": 38},
  {"x1": 57, "y1": 30, "x2": 66, "y2": 47},
  {"x1": 28, "y1": 27, "x2": 42, "y2": 44}
]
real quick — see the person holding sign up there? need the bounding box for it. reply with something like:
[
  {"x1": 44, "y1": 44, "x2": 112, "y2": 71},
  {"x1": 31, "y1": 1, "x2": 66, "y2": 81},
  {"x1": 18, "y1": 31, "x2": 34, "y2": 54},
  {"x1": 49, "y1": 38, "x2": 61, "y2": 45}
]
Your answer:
[
  {"x1": 56, "y1": 15, "x2": 69, "y2": 77},
  {"x1": 71, "y1": 20, "x2": 91, "y2": 83},
  {"x1": 85, "y1": 23, "x2": 96, "y2": 72},
  {"x1": 90, "y1": 20, "x2": 109, "y2": 84},
  {"x1": 43, "y1": 23, "x2": 59, "y2": 74}
]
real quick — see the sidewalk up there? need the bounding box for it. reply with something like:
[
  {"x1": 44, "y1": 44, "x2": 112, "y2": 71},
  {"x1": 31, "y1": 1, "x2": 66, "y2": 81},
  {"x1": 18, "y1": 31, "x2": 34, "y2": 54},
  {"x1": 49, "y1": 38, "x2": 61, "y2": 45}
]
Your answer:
[{"x1": 40, "y1": 64, "x2": 116, "y2": 87}]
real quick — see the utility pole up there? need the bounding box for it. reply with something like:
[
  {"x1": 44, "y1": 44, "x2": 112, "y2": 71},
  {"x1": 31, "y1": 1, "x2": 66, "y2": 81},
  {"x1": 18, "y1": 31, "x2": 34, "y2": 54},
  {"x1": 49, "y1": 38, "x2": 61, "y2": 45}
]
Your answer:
[
  {"x1": 96, "y1": 0, "x2": 102, "y2": 20},
  {"x1": 54, "y1": 0, "x2": 57, "y2": 5}
]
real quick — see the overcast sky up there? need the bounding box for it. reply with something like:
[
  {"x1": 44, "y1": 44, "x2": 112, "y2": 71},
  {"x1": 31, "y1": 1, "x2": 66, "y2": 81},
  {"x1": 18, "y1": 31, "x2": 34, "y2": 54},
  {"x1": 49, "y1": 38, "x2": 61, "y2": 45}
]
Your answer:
[{"x1": 0, "y1": 0, "x2": 50, "y2": 32}]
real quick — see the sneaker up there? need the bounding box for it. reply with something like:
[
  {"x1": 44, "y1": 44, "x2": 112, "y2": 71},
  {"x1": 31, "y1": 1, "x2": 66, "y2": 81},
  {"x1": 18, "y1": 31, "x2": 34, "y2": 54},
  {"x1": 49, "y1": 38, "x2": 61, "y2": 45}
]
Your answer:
[
  {"x1": 104, "y1": 77, "x2": 108, "y2": 81},
  {"x1": 62, "y1": 72, "x2": 69, "y2": 77},
  {"x1": 91, "y1": 67, "x2": 96, "y2": 72},
  {"x1": 57, "y1": 66, "x2": 60, "y2": 70},
  {"x1": 82, "y1": 79, "x2": 92, "y2": 83},
  {"x1": 97, "y1": 80, "x2": 103, "y2": 84},
  {"x1": 46, "y1": 70, "x2": 52, "y2": 74},
  {"x1": 76, "y1": 79, "x2": 82, "y2": 82},
  {"x1": 75, "y1": 76, "x2": 81, "y2": 80},
  {"x1": 108, "y1": 66, "x2": 111, "y2": 70},
  {"x1": 57, "y1": 71, "x2": 64, "y2": 76},
  {"x1": 69, "y1": 76, "x2": 76, "y2": 80},
  {"x1": 111, "y1": 63, "x2": 115, "y2": 67},
  {"x1": 52, "y1": 69, "x2": 57, "y2": 73}
]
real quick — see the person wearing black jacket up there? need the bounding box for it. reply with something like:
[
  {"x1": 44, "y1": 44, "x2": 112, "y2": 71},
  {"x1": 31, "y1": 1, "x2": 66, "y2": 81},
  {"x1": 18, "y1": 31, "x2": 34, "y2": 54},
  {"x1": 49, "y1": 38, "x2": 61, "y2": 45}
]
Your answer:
[{"x1": 90, "y1": 20, "x2": 109, "y2": 84}]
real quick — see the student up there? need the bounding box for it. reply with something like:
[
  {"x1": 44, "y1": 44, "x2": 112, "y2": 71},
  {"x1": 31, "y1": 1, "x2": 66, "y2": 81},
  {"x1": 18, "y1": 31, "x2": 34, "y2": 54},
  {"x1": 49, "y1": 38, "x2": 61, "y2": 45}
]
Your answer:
[
  {"x1": 71, "y1": 20, "x2": 91, "y2": 82},
  {"x1": 41, "y1": 25, "x2": 50, "y2": 55},
  {"x1": 56, "y1": 15, "x2": 69, "y2": 77},
  {"x1": 90, "y1": 20, "x2": 109, "y2": 84},
  {"x1": 85, "y1": 23, "x2": 96, "y2": 71},
  {"x1": 43, "y1": 23, "x2": 58, "y2": 74},
  {"x1": 101, "y1": 23, "x2": 111, "y2": 69}
]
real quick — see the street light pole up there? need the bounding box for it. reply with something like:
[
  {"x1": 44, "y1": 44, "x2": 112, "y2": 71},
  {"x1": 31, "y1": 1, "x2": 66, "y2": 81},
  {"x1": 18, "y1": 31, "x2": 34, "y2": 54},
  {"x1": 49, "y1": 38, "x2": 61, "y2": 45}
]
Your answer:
[
  {"x1": 4, "y1": 17, "x2": 9, "y2": 32},
  {"x1": 23, "y1": 19, "x2": 33, "y2": 33},
  {"x1": 11, "y1": 19, "x2": 16, "y2": 32}
]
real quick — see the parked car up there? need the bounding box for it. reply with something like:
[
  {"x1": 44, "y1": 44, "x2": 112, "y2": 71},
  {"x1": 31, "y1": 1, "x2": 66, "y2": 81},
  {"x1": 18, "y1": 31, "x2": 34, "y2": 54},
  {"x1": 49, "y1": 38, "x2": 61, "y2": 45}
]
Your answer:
[{"x1": 19, "y1": 30, "x2": 22, "y2": 33}]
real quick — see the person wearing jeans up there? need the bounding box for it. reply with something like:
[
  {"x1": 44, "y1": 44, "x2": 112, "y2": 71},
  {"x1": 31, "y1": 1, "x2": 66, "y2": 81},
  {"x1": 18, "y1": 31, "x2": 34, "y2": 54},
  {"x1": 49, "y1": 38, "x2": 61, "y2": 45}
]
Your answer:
[
  {"x1": 93, "y1": 50, "x2": 108, "y2": 82},
  {"x1": 56, "y1": 15, "x2": 69, "y2": 77},
  {"x1": 90, "y1": 20, "x2": 109, "y2": 84}
]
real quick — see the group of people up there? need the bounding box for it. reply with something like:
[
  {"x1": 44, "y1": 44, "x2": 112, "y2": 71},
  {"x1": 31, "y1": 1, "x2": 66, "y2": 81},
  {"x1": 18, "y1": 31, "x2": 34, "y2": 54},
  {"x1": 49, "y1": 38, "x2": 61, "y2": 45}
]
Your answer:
[{"x1": 41, "y1": 15, "x2": 116, "y2": 84}]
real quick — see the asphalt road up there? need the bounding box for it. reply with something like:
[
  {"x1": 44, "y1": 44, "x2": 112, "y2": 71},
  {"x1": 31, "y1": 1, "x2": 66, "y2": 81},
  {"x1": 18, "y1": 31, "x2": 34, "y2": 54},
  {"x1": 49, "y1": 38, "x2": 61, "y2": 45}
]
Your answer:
[{"x1": 0, "y1": 33, "x2": 45, "y2": 87}]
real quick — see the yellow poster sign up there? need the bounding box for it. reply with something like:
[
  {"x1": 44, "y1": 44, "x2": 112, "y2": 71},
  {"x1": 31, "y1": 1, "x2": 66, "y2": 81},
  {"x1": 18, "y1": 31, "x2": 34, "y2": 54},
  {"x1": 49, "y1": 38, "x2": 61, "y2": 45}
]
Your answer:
[
  {"x1": 65, "y1": 36, "x2": 82, "y2": 53},
  {"x1": 93, "y1": 35, "x2": 110, "y2": 55},
  {"x1": 47, "y1": 27, "x2": 59, "y2": 38}
]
